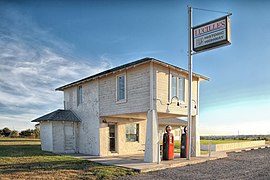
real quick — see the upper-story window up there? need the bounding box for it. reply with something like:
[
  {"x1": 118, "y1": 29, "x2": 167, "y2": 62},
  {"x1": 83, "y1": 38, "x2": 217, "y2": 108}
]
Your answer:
[
  {"x1": 116, "y1": 74, "x2": 126, "y2": 101},
  {"x1": 171, "y1": 75, "x2": 177, "y2": 98},
  {"x1": 178, "y1": 77, "x2": 185, "y2": 102},
  {"x1": 77, "y1": 85, "x2": 83, "y2": 106},
  {"x1": 170, "y1": 75, "x2": 185, "y2": 102}
]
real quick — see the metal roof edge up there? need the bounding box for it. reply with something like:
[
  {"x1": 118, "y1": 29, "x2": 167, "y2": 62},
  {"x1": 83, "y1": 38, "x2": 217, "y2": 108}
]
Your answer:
[{"x1": 55, "y1": 57, "x2": 209, "y2": 91}]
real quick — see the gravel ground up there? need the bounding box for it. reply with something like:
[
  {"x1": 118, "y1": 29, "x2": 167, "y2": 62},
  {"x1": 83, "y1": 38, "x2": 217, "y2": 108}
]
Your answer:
[{"x1": 117, "y1": 148, "x2": 270, "y2": 180}]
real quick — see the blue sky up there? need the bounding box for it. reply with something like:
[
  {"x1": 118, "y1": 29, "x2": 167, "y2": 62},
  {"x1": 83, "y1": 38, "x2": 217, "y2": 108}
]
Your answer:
[{"x1": 0, "y1": 0, "x2": 270, "y2": 135}]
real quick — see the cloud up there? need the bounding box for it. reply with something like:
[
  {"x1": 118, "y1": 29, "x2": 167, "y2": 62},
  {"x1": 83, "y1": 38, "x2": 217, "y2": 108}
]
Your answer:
[{"x1": 0, "y1": 7, "x2": 110, "y2": 130}]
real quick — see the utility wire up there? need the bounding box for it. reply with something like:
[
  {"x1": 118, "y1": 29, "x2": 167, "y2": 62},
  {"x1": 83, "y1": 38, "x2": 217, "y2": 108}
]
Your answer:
[{"x1": 192, "y1": 7, "x2": 232, "y2": 15}]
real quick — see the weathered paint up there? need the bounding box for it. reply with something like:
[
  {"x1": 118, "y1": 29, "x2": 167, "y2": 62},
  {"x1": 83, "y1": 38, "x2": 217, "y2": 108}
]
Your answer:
[
  {"x1": 40, "y1": 121, "x2": 53, "y2": 151},
  {"x1": 64, "y1": 80, "x2": 100, "y2": 155},
  {"x1": 40, "y1": 60, "x2": 203, "y2": 162},
  {"x1": 52, "y1": 121, "x2": 65, "y2": 152},
  {"x1": 99, "y1": 63, "x2": 150, "y2": 117}
]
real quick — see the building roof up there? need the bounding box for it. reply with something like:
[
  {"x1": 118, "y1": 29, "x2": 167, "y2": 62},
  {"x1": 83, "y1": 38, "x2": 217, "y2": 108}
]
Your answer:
[
  {"x1": 159, "y1": 118, "x2": 188, "y2": 126},
  {"x1": 56, "y1": 57, "x2": 209, "y2": 91},
  {"x1": 31, "y1": 109, "x2": 81, "y2": 122}
]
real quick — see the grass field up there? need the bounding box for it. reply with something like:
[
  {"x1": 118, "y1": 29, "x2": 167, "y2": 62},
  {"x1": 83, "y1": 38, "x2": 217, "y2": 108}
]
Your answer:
[
  {"x1": 200, "y1": 139, "x2": 251, "y2": 145},
  {"x1": 0, "y1": 138, "x2": 136, "y2": 179}
]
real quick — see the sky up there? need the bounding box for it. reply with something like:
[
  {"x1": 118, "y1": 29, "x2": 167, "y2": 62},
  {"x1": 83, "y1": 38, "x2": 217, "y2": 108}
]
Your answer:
[{"x1": 0, "y1": 0, "x2": 270, "y2": 135}]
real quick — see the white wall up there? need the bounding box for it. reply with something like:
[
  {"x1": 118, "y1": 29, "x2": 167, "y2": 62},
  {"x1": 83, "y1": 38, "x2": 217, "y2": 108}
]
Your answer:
[
  {"x1": 155, "y1": 63, "x2": 199, "y2": 116},
  {"x1": 64, "y1": 80, "x2": 100, "y2": 155},
  {"x1": 52, "y1": 121, "x2": 65, "y2": 152},
  {"x1": 99, "y1": 63, "x2": 150, "y2": 116},
  {"x1": 99, "y1": 118, "x2": 146, "y2": 156},
  {"x1": 40, "y1": 121, "x2": 53, "y2": 152}
]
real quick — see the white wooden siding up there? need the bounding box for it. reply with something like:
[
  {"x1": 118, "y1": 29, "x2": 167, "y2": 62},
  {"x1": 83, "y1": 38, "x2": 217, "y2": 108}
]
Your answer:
[
  {"x1": 99, "y1": 63, "x2": 150, "y2": 116},
  {"x1": 155, "y1": 64, "x2": 198, "y2": 116}
]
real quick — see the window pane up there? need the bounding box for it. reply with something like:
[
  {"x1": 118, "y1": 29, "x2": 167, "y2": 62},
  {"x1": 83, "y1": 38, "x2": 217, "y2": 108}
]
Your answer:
[
  {"x1": 77, "y1": 86, "x2": 82, "y2": 105},
  {"x1": 126, "y1": 123, "x2": 139, "y2": 142},
  {"x1": 117, "y1": 75, "x2": 125, "y2": 100},
  {"x1": 178, "y1": 77, "x2": 185, "y2": 101},
  {"x1": 171, "y1": 76, "x2": 177, "y2": 98}
]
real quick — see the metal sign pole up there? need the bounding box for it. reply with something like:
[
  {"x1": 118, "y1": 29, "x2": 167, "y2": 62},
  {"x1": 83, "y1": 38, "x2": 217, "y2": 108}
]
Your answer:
[{"x1": 187, "y1": 5, "x2": 192, "y2": 160}]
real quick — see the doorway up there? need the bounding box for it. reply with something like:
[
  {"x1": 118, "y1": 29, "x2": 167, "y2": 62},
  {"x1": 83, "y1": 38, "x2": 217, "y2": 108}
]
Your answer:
[{"x1": 108, "y1": 124, "x2": 116, "y2": 152}]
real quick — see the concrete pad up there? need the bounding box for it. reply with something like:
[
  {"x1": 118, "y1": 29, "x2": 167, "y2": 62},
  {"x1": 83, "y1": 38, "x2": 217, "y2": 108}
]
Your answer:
[
  {"x1": 68, "y1": 152, "x2": 227, "y2": 173},
  {"x1": 64, "y1": 145, "x2": 268, "y2": 173}
]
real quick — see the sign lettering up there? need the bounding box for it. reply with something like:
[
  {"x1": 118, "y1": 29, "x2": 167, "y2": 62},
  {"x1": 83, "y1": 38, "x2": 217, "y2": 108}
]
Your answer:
[{"x1": 193, "y1": 16, "x2": 231, "y2": 52}]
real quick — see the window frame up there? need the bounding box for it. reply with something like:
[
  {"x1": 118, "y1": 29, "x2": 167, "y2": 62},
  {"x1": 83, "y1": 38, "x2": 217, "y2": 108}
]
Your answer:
[
  {"x1": 77, "y1": 85, "x2": 83, "y2": 106},
  {"x1": 170, "y1": 74, "x2": 186, "y2": 103},
  {"x1": 171, "y1": 75, "x2": 177, "y2": 99},
  {"x1": 116, "y1": 73, "x2": 127, "y2": 103},
  {"x1": 178, "y1": 76, "x2": 185, "y2": 102},
  {"x1": 125, "y1": 123, "x2": 139, "y2": 142}
]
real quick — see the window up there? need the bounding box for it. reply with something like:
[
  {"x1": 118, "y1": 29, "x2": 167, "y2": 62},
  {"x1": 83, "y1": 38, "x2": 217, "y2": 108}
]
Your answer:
[
  {"x1": 77, "y1": 85, "x2": 82, "y2": 106},
  {"x1": 126, "y1": 123, "x2": 139, "y2": 142},
  {"x1": 178, "y1": 77, "x2": 185, "y2": 102},
  {"x1": 117, "y1": 75, "x2": 126, "y2": 101},
  {"x1": 170, "y1": 75, "x2": 185, "y2": 102},
  {"x1": 171, "y1": 75, "x2": 177, "y2": 98}
]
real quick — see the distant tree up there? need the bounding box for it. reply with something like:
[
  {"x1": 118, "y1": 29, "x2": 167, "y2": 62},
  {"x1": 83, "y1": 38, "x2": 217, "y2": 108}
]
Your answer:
[
  {"x1": 2, "y1": 127, "x2": 11, "y2": 137},
  {"x1": 33, "y1": 127, "x2": 40, "y2": 138},
  {"x1": 19, "y1": 129, "x2": 33, "y2": 137},
  {"x1": 10, "y1": 130, "x2": 19, "y2": 137}
]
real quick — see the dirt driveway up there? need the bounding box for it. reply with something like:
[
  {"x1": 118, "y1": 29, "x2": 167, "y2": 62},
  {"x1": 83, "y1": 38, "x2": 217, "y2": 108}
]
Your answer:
[{"x1": 117, "y1": 148, "x2": 270, "y2": 180}]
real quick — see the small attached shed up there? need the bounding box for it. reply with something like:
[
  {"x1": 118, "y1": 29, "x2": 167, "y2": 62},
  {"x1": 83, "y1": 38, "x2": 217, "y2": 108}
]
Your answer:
[{"x1": 32, "y1": 109, "x2": 80, "y2": 153}]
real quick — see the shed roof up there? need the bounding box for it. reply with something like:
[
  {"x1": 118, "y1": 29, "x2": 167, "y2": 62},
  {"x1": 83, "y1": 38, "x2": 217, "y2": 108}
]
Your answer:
[
  {"x1": 31, "y1": 109, "x2": 80, "y2": 122},
  {"x1": 56, "y1": 57, "x2": 209, "y2": 91}
]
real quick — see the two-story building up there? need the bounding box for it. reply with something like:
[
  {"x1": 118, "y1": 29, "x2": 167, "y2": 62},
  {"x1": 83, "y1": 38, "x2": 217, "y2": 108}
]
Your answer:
[{"x1": 32, "y1": 57, "x2": 208, "y2": 163}]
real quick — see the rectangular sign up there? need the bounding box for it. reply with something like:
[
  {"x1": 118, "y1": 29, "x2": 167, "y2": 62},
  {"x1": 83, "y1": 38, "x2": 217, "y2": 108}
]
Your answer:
[{"x1": 193, "y1": 16, "x2": 231, "y2": 52}]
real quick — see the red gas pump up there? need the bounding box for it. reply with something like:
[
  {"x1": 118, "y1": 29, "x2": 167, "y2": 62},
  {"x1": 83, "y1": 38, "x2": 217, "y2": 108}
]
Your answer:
[
  {"x1": 180, "y1": 126, "x2": 188, "y2": 158},
  {"x1": 162, "y1": 125, "x2": 174, "y2": 160}
]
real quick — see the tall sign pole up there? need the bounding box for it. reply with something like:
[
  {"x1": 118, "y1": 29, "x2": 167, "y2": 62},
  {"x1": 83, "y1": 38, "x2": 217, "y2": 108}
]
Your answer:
[
  {"x1": 187, "y1": 5, "x2": 192, "y2": 160},
  {"x1": 186, "y1": 6, "x2": 231, "y2": 160}
]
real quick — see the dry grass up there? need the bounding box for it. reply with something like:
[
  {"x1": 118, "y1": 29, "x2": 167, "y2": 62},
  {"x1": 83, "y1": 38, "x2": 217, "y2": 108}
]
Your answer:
[{"x1": 0, "y1": 138, "x2": 137, "y2": 180}]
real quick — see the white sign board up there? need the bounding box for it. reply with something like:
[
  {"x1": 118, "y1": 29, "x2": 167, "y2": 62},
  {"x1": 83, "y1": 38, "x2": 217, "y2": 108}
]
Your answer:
[{"x1": 193, "y1": 16, "x2": 231, "y2": 52}]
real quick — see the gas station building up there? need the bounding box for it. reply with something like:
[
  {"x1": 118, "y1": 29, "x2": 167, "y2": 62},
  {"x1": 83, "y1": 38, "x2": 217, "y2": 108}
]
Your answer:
[{"x1": 32, "y1": 57, "x2": 208, "y2": 163}]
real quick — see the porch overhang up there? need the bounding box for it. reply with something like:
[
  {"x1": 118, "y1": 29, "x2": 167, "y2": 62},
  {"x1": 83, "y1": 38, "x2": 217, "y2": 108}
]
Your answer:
[{"x1": 100, "y1": 111, "x2": 188, "y2": 121}]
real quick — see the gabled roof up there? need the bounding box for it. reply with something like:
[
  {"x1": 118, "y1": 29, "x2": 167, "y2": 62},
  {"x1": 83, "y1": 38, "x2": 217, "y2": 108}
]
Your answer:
[
  {"x1": 56, "y1": 57, "x2": 209, "y2": 91},
  {"x1": 31, "y1": 109, "x2": 80, "y2": 122}
]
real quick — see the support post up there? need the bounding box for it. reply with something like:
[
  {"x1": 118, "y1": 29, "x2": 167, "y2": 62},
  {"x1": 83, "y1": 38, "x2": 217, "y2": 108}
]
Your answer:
[
  {"x1": 144, "y1": 62, "x2": 159, "y2": 163},
  {"x1": 144, "y1": 110, "x2": 158, "y2": 162},
  {"x1": 187, "y1": 5, "x2": 193, "y2": 160}
]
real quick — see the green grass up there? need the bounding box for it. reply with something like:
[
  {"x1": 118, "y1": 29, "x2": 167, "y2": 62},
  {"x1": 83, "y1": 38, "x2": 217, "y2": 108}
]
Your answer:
[
  {"x1": 0, "y1": 137, "x2": 137, "y2": 179},
  {"x1": 200, "y1": 139, "x2": 251, "y2": 145}
]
